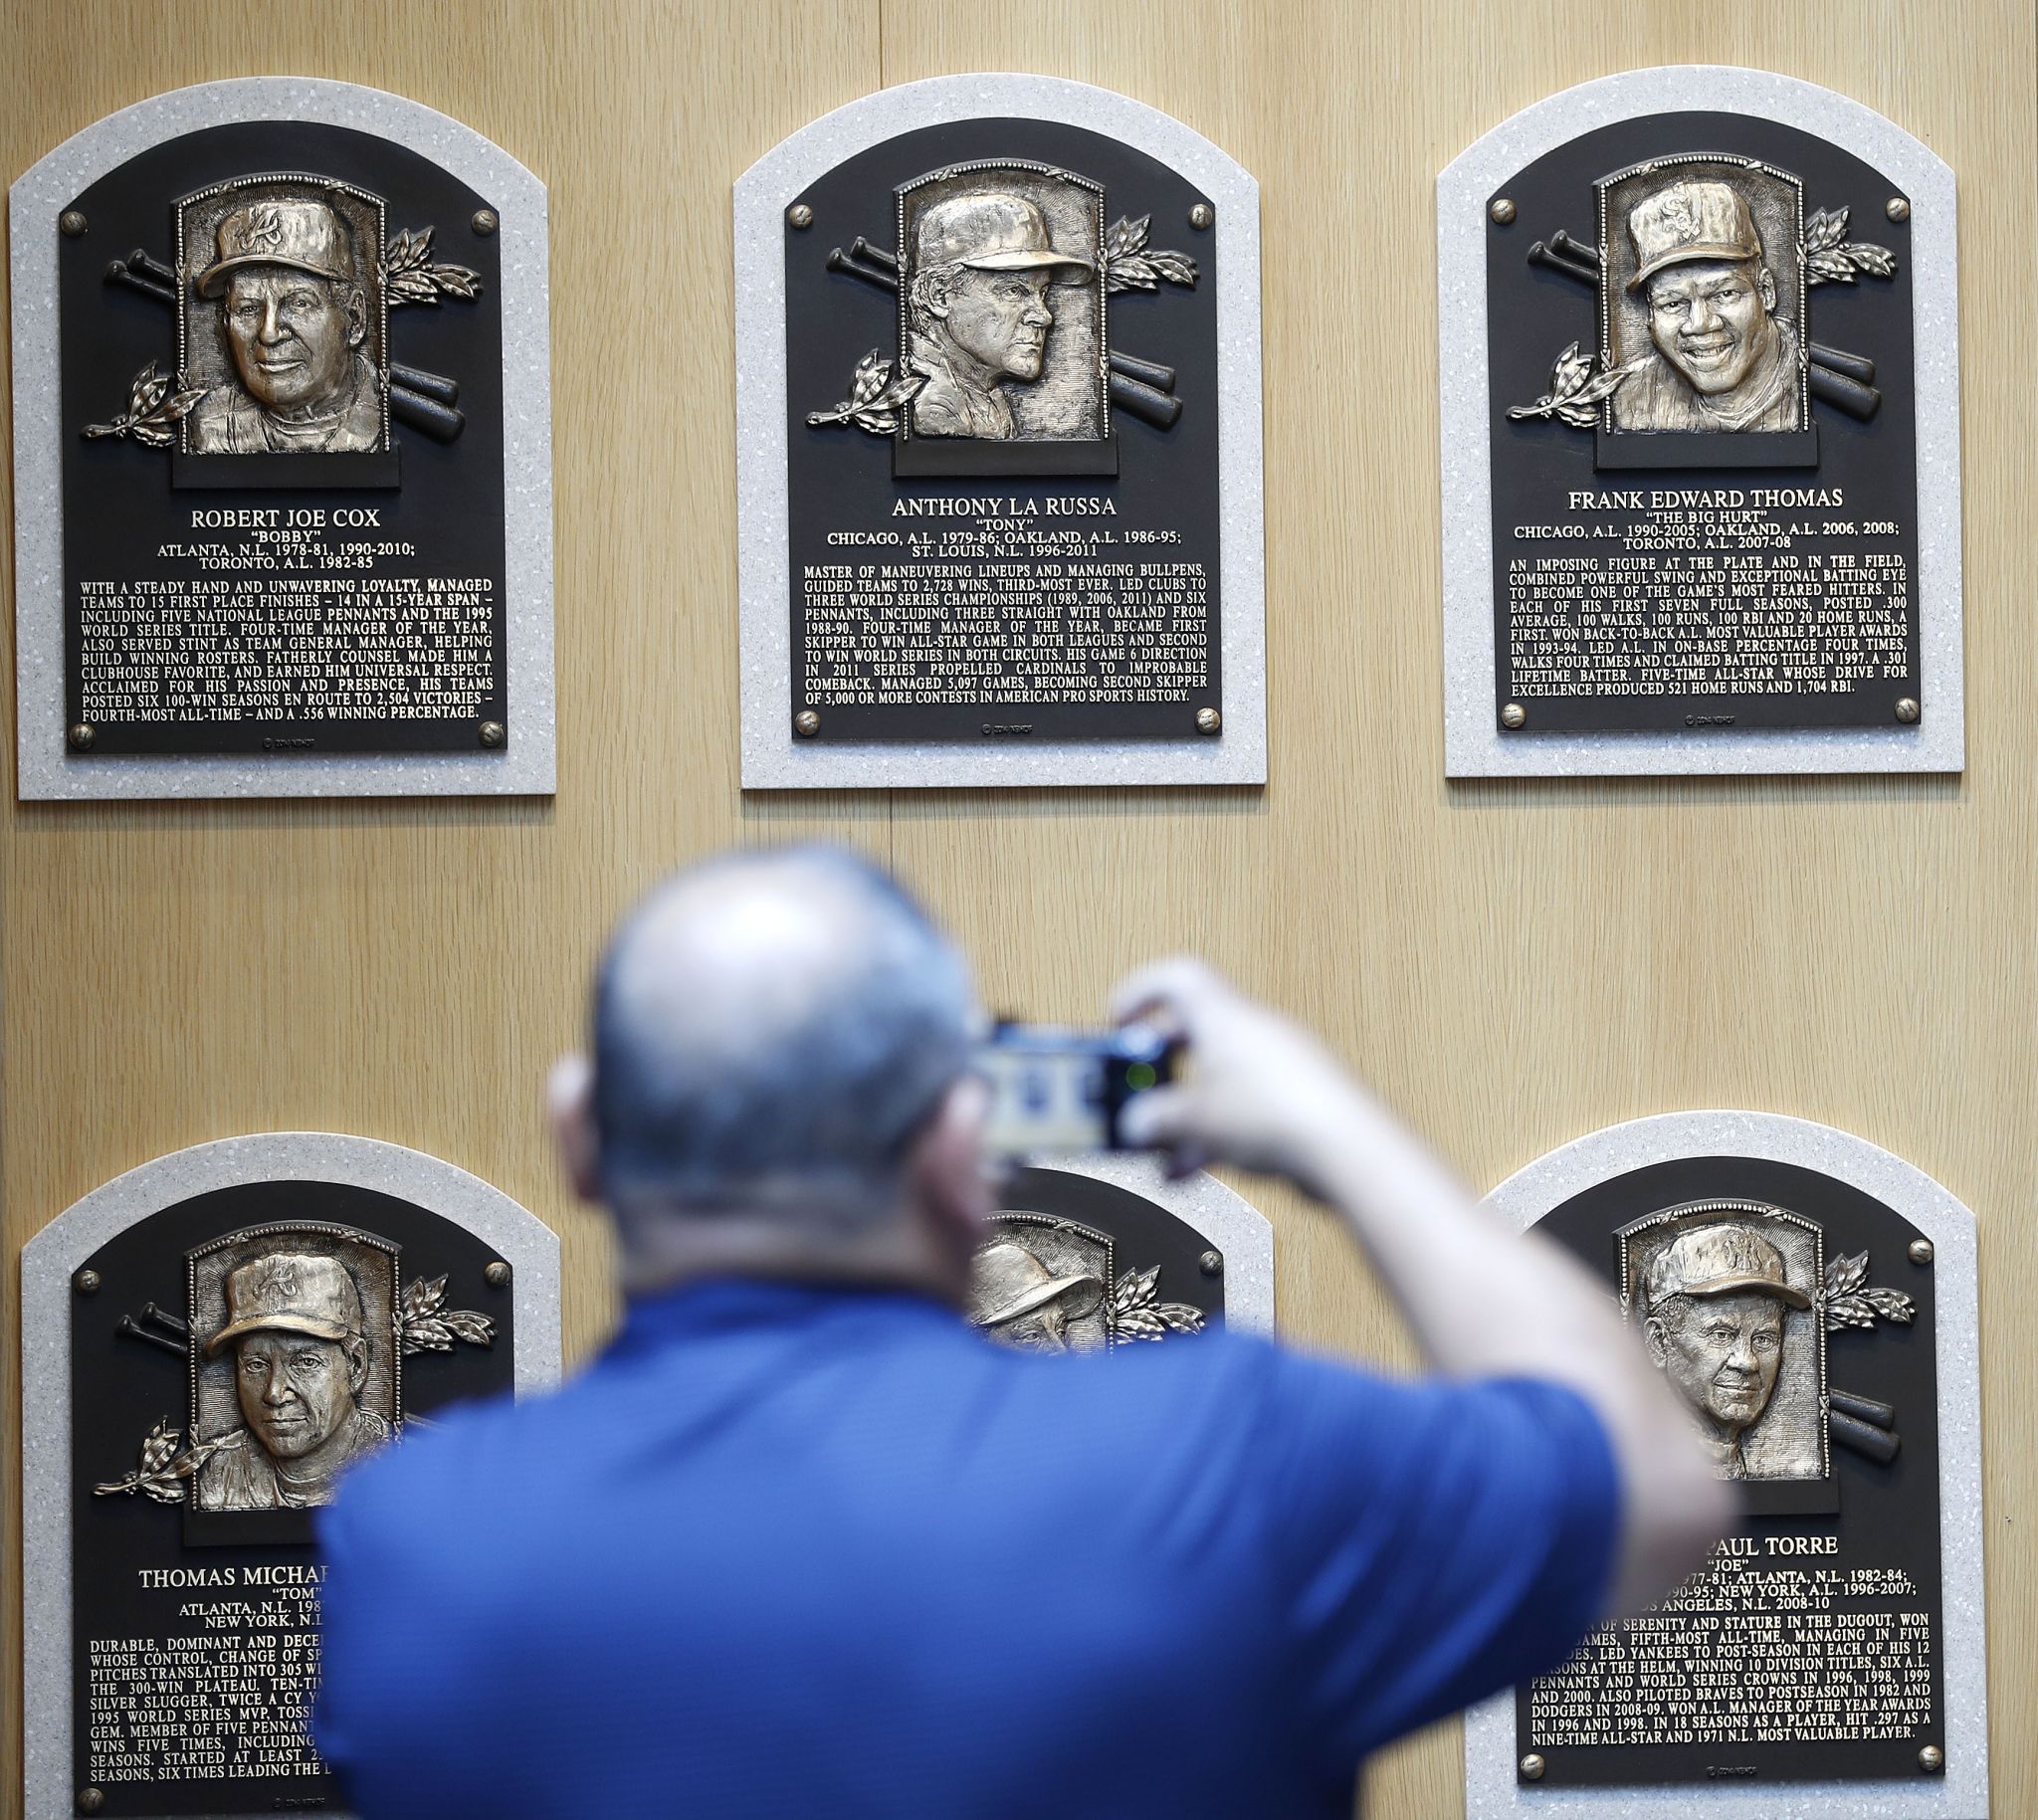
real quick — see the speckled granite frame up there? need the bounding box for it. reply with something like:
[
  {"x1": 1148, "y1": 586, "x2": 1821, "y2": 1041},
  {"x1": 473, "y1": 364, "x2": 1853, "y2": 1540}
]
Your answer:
[
  {"x1": 734, "y1": 75, "x2": 1265, "y2": 789},
  {"x1": 1464, "y1": 1111, "x2": 1986, "y2": 1820},
  {"x1": 19, "y1": 1133, "x2": 561, "y2": 1820},
  {"x1": 11, "y1": 79, "x2": 555, "y2": 799},
  {"x1": 1439, "y1": 69, "x2": 1961, "y2": 778}
]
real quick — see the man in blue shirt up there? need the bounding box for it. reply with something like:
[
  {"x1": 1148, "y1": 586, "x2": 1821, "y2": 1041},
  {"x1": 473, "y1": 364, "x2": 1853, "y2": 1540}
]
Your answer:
[{"x1": 316, "y1": 848, "x2": 1728, "y2": 1816}]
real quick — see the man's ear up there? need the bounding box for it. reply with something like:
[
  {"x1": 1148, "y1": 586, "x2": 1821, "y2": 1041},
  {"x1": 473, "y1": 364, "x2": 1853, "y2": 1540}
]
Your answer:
[
  {"x1": 904, "y1": 1074, "x2": 991, "y2": 1251},
  {"x1": 547, "y1": 1054, "x2": 603, "y2": 1202},
  {"x1": 344, "y1": 285, "x2": 367, "y2": 347},
  {"x1": 1642, "y1": 1315, "x2": 1671, "y2": 1367},
  {"x1": 921, "y1": 267, "x2": 953, "y2": 321},
  {"x1": 344, "y1": 1334, "x2": 369, "y2": 1394},
  {"x1": 1758, "y1": 267, "x2": 1777, "y2": 310}
]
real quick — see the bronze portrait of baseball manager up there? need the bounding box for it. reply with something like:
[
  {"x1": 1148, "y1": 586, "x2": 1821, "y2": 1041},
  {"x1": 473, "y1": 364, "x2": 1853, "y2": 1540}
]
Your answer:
[
  {"x1": 1638, "y1": 1221, "x2": 1811, "y2": 1480},
  {"x1": 195, "y1": 1252, "x2": 392, "y2": 1511},
  {"x1": 906, "y1": 192, "x2": 1094, "y2": 440},
  {"x1": 967, "y1": 1235, "x2": 1104, "y2": 1352},
  {"x1": 187, "y1": 197, "x2": 383, "y2": 455},
  {"x1": 1611, "y1": 178, "x2": 1804, "y2": 434}
]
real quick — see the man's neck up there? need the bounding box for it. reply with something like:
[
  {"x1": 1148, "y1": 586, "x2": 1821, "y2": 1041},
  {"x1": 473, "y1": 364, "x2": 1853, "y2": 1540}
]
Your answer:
[{"x1": 614, "y1": 1204, "x2": 971, "y2": 1310}]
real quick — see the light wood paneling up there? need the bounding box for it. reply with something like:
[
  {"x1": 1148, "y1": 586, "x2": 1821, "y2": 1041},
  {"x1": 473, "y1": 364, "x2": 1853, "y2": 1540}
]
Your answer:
[{"x1": 3, "y1": 3, "x2": 2032, "y2": 1816}]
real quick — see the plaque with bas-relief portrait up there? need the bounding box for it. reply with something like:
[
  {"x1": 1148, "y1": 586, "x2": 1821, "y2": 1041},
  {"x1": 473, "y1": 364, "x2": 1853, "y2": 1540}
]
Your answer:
[
  {"x1": 1438, "y1": 68, "x2": 1962, "y2": 778},
  {"x1": 1462, "y1": 1113, "x2": 1985, "y2": 1820},
  {"x1": 10, "y1": 79, "x2": 554, "y2": 797},
  {"x1": 735, "y1": 75, "x2": 1266, "y2": 788},
  {"x1": 19, "y1": 1135, "x2": 559, "y2": 1818},
  {"x1": 965, "y1": 1159, "x2": 1274, "y2": 1355}
]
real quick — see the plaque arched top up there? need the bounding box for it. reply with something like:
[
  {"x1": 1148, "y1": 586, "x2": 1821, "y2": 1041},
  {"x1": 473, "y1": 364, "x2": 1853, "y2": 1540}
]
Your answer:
[
  {"x1": 1440, "y1": 65, "x2": 1953, "y2": 195},
  {"x1": 1481, "y1": 1108, "x2": 1977, "y2": 1254},
  {"x1": 737, "y1": 73, "x2": 1256, "y2": 206},
  {"x1": 11, "y1": 76, "x2": 544, "y2": 211}
]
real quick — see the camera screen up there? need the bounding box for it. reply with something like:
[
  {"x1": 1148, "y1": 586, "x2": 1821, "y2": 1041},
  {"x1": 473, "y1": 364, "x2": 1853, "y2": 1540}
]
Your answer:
[{"x1": 979, "y1": 1043, "x2": 1113, "y2": 1155}]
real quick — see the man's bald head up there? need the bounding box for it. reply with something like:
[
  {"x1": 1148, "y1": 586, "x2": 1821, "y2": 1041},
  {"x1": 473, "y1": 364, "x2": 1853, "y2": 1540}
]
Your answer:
[{"x1": 591, "y1": 847, "x2": 977, "y2": 1223}]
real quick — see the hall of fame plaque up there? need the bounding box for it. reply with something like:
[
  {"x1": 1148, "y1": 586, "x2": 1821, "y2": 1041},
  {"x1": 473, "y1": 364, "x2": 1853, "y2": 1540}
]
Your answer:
[
  {"x1": 1462, "y1": 1112, "x2": 1985, "y2": 1820},
  {"x1": 966, "y1": 1157, "x2": 1273, "y2": 1354},
  {"x1": 10, "y1": 79, "x2": 554, "y2": 798},
  {"x1": 735, "y1": 76, "x2": 1265, "y2": 788},
  {"x1": 1439, "y1": 69, "x2": 1960, "y2": 778},
  {"x1": 19, "y1": 1135, "x2": 560, "y2": 1818}
]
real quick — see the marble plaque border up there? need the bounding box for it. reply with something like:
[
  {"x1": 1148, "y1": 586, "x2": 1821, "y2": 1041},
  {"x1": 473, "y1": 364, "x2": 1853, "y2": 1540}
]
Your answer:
[
  {"x1": 19, "y1": 1132, "x2": 563, "y2": 1820},
  {"x1": 11, "y1": 78, "x2": 556, "y2": 799},
  {"x1": 1027, "y1": 1152, "x2": 1275, "y2": 1335},
  {"x1": 1463, "y1": 1111, "x2": 1986, "y2": 1820},
  {"x1": 1438, "y1": 67, "x2": 1962, "y2": 778},
  {"x1": 734, "y1": 74, "x2": 1266, "y2": 789}
]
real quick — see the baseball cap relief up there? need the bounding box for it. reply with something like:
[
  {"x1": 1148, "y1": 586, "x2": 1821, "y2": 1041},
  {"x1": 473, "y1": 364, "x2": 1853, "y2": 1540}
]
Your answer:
[
  {"x1": 969, "y1": 1240, "x2": 1103, "y2": 1329},
  {"x1": 195, "y1": 199, "x2": 355, "y2": 299},
  {"x1": 1626, "y1": 179, "x2": 1763, "y2": 292},
  {"x1": 206, "y1": 1253, "x2": 365, "y2": 1354},
  {"x1": 1641, "y1": 1222, "x2": 1812, "y2": 1313},
  {"x1": 914, "y1": 194, "x2": 1094, "y2": 285}
]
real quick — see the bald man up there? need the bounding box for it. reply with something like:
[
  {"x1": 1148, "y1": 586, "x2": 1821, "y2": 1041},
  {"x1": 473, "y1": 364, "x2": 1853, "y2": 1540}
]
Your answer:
[{"x1": 316, "y1": 846, "x2": 1728, "y2": 1819}]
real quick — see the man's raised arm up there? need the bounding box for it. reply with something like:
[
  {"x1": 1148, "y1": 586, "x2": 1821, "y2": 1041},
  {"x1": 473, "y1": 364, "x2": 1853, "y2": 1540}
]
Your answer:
[{"x1": 1115, "y1": 959, "x2": 1732, "y2": 1617}]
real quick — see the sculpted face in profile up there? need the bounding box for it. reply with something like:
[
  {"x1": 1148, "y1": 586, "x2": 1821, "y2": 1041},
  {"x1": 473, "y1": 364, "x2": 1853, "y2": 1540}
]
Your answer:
[
  {"x1": 196, "y1": 1253, "x2": 392, "y2": 1510},
  {"x1": 187, "y1": 198, "x2": 381, "y2": 455},
  {"x1": 1640, "y1": 1223, "x2": 1809, "y2": 1479},
  {"x1": 1612, "y1": 178, "x2": 1802, "y2": 434},
  {"x1": 907, "y1": 193, "x2": 1094, "y2": 441},
  {"x1": 968, "y1": 1238, "x2": 1103, "y2": 1353}
]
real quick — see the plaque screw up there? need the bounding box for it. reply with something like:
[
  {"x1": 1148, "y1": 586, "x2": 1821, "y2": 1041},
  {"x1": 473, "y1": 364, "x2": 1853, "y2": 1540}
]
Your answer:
[
  {"x1": 787, "y1": 203, "x2": 814, "y2": 230},
  {"x1": 1188, "y1": 202, "x2": 1214, "y2": 230},
  {"x1": 78, "y1": 1790, "x2": 104, "y2": 1815},
  {"x1": 1519, "y1": 1753, "x2": 1545, "y2": 1781},
  {"x1": 68, "y1": 721, "x2": 97, "y2": 751},
  {"x1": 75, "y1": 1269, "x2": 102, "y2": 1296},
  {"x1": 1909, "y1": 1239, "x2": 1935, "y2": 1266},
  {"x1": 1198, "y1": 1250, "x2": 1223, "y2": 1278},
  {"x1": 471, "y1": 208, "x2": 499, "y2": 237},
  {"x1": 1919, "y1": 1744, "x2": 1944, "y2": 1773},
  {"x1": 479, "y1": 720, "x2": 507, "y2": 748},
  {"x1": 794, "y1": 708, "x2": 822, "y2": 736},
  {"x1": 60, "y1": 209, "x2": 88, "y2": 238},
  {"x1": 1195, "y1": 707, "x2": 1221, "y2": 734},
  {"x1": 1887, "y1": 197, "x2": 1912, "y2": 222},
  {"x1": 1500, "y1": 702, "x2": 1527, "y2": 729},
  {"x1": 1490, "y1": 197, "x2": 1517, "y2": 225},
  {"x1": 1895, "y1": 697, "x2": 1921, "y2": 724},
  {"x1": 485, "y1": 1261, "x2": 511, "y2": 1289}
]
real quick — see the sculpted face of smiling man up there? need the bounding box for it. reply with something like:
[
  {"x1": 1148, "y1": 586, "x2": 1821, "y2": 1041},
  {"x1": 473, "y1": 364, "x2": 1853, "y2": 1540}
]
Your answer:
[
  {"x1": 1611, "y1": 179, "x2": 1803, "y2": 434},
  {"x1": 195, "y1": 1253, "x2": 392, "y2": 1510},
  {"x1": 187, "y1": 199, "x2": 382, "y2": 455},
  {"x1": 907, "y1": 192, "x2": 1095, "y2": 440},
  {"x1": 1640, "y1": 1223, "x2": 1810, "y2": 1479}
]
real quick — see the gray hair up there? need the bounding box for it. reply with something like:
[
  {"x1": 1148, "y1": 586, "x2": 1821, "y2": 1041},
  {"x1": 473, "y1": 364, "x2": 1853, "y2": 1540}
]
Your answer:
[
  {"x1": 908, "y1": 261, "x2": 968, "y2": 338},
  {"x1": 591, "y1": 846, "x2": 977, "y2": 1225}
]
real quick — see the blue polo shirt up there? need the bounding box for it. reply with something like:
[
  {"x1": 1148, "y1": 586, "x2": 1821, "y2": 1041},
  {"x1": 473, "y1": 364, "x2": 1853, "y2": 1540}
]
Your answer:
[{"x1": 315, "y1": 1279, "x2": 1617, "y2": 1817}]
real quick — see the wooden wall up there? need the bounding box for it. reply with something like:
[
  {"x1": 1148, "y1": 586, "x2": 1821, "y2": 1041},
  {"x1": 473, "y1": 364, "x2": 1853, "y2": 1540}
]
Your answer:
[{"x1": 4, "y1": 2, "x2": 2032, "y2": 1814}]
